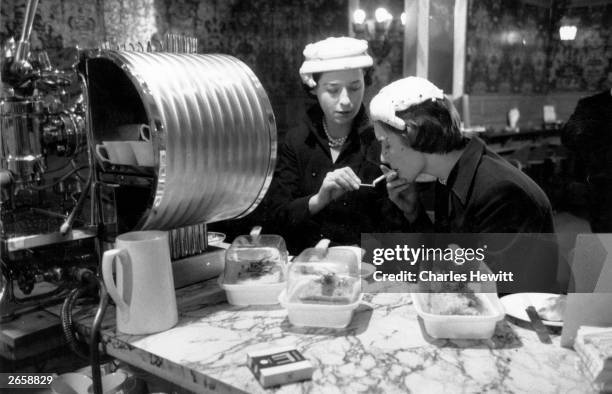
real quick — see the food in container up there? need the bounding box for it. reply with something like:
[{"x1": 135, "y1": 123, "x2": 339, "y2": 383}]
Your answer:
[
  {"x1": 224, "y1": 246, "x2": 285, "y2": 285},
  {"x1": 219, "y1": 227, "x2": 288, "y2": 305},
  {"x1": 427, "y1": 292, "x2": 489, "y2": 316},
  {"x1": 290, "y1": 271, "x2": 360, "y2": 305},
  {"x1": 412, "y1": 292, "x2": 504, "y2": 339},
  {"x1": 279, "y1": 240, "x2": 361, "y2": 328}
]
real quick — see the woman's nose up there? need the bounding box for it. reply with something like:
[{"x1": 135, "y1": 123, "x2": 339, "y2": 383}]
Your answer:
[{"x1": 338, "y1": 88, "x2": 351, "y2": 106}]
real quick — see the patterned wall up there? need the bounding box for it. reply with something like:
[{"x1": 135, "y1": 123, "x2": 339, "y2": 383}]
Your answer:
[
  {"x1": 1, "y1": 0, "x2": 349, "y2": 129},
  {"x1": 466, "y1": 0, "x2": 612, "y2": 94},
  {"x1": 548, "y1": 4, "x2": 612, "y2": 91},
  {"x1": 155, "y1": 0, "x2": 349, "y2": 101},
  {"x1": 466, "y1": 1, "x2": 550, "y2": 94},
  {"x1": 0, "y1": 0, "x2": 156, "y2": 61}
]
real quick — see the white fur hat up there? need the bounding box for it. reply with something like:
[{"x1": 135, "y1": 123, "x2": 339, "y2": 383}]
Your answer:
[
  {"x1": 299, "y1": 37, "x2": 373, "y2": 88},
  {"x1": 369, "y1": 76, "x2": 444, "y2": 130}
]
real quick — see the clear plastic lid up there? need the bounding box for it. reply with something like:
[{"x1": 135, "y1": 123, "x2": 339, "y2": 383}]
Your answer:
[
  {"x1": 287, "y1": 242, "x2": 361, "y2": 305},
  {"x1": 223, "y1": 232, "x2": 288, "y2": 285}
]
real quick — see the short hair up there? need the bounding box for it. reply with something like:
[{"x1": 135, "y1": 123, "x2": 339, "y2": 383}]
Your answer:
[
  {"x1": 301, "y1": 68, "x2": 373, "y2": 96},
  {"x1": 379, "y1": 97, "x2": 466, "y2": 154}
]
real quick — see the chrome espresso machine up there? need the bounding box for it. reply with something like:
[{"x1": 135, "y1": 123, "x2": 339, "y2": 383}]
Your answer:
[{"x1": 1, "y1": 0, "x2": 276, "y2": 331}]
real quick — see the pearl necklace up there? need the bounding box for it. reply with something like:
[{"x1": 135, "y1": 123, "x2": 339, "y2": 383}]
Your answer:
[{"x1": 322, "y1": 121, "x2": 348, "y2": 148}]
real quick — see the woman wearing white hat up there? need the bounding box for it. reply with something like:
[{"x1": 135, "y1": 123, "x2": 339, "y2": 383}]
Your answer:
[
  {"x1": 369, "y1": 76, "x2": 554, "y2": 233},
  {"x1": 266, "y1": 37, "x2": 409, "y2": 253}
]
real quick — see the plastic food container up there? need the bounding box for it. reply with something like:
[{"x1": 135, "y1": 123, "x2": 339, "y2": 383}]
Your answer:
[
  {"x1": 219, "y1": 228, "x2": 288, "y2": 306},
  {"x1": 279, "y1": 240, "x2": 361, "y2": 328},
  {"x1": 412, "y1": 292, "x2": 504, "y2": 339}
]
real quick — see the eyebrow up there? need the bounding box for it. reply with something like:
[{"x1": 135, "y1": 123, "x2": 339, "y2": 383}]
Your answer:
[{"x1": 323, "y1": 80, "x2": 362, "y2": 86}]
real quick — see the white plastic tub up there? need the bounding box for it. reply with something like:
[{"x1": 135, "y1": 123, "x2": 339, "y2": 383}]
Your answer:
[
  {"x1": 278, "y1": 289, "x2": 362, "y2": 328},
  {"x1": 218, "y1": 277, "x2": 285, "y2": 306},
  {"x1": 412, "y1": 293, "x2": 504, "y2": 339}
]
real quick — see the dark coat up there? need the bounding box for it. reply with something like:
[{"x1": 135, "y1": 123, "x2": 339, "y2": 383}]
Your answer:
[
  {"x1": 265, "y1": 104, "x2": 409, "y2": 254},
  {"x1": 562, "y1": 90, "x2": 612, "y2": 232},
  {"x1": 562, "y1": 90, "x2": 612, "y2": 180},
  {"x1": 413, "y1": 137, "x2": 555, "y2": 233},
  {"x1": 411, "y1": 137, "x2": 558, "y2": 292}
]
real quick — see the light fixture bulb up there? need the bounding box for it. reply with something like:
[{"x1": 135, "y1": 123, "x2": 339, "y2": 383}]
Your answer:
[
  {"x1": 353, "y1": 9, "x2": 366, "y2": 25},
  {"x1": 375, "y1": 7, "x2": 391, "y2": 23},
  {"x1": 559, "y1": 25, "x2": 577, "y2": 41},
  {"x1": 401, "y1": 12, "x2": 406, "y2": 26}
]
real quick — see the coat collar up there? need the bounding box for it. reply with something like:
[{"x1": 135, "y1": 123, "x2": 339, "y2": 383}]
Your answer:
[{"x1": 446, "y1": 137, "x2": 485, "y2": 206}]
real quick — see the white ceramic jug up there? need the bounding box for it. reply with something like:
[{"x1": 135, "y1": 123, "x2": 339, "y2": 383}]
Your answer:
[{"x1": 102, "y1": 231, "x2": 178, "y2": 334}]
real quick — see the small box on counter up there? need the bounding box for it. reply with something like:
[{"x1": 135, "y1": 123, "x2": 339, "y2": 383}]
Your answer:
[{"x1": 247, "y1": 346, "x2": 313, "y2": 388}]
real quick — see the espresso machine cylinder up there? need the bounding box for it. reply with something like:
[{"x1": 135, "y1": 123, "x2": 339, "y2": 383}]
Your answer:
[
  {"x1": 0, "y1": 98, "x2": 45, "y2": 185},
  {"x1": 85, "y1": 50, "x2": 277, "y2": 234}
]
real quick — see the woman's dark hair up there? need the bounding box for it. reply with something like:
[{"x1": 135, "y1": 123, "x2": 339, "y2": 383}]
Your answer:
[
  {"x1": 380, "y1": 97, "x2": 466, "y2": 154},
  {"x1": 301, "y1": 68, "x2": 373, "y2": 96}
]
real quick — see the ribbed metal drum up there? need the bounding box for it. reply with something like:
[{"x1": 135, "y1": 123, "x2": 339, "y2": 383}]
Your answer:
[{"x1": 85, "y1": 50, "x2": 276, "y2": 230}]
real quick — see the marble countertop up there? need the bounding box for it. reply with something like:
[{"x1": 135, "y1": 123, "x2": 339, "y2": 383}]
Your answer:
[{"x1": 64, "y1": 278, "x2": 590, "y2": 394}]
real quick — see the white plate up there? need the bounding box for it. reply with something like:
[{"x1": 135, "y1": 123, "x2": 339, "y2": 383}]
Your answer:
[
  {"x1": 360, "y1": 263, "x2": 376, "y2": 278},
  {"x1": 499, "y1": 293, "x2": 563, "y2": 327},
  {"x1": 208, "y1": 232, "x2": 226, "y2": 244}
]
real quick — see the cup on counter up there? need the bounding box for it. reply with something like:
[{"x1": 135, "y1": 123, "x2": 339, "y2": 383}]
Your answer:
[
  {"x1": 118, "y1": 124, "x2": 154, "y2": 166},
  {"x1": 51, "y1": 373, "x2": 93, "y2": 394},
  {"x1": 96, "y1": 141, "x2": 137, "y2": 166},
  {"x1": 128, "y1": 141, "x2": 154, "y2": 166},
  {"x1": 102, "y1": 231, "x2": 178, "y2": 335},
  {"x1": 86, "y1": 371, "x2": 146, "y2": 394}
]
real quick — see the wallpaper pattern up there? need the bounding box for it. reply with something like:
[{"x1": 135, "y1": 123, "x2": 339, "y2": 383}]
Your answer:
[
  {"x1": 466, "y1": 0, "x2": 612, "y2": 94},
  {"x1": 1, "y1": 0, "x2": 348, "y2": 128},
  {"x1": 156, "y1": 0, "x2": 349, "y2": 99},
  {"x1": 548, "y1": 4, "x2": 612, "y2": 91},
  {"x1": 0, "y1": 0, "x2": 156, "y2": 60}
]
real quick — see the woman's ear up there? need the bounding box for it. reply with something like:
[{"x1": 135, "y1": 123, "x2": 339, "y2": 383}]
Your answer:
[{"x1": 301, "y1": 82, "x2": 318, "y2": 97}]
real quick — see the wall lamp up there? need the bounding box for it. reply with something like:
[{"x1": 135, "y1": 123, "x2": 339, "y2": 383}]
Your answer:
[
  {"x1": 352, "y1": 7, "x2": 405, "y2": 59},
  {"x1": 559, "y1": 17, "x2": 578, "y2": 41}
]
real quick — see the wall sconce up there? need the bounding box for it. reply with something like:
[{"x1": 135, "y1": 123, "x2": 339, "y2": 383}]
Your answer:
[
  {"x1": 352, "y1": 7, "x2": 403, "y2": 59},
  {"x1": 559, "y1": 17, "x2": 578, "y2": 41}
]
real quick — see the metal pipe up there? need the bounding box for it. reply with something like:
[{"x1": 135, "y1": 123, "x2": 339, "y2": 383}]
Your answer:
[{"x1": 14, "y1": 0, "x2": 39, "y2": 64}]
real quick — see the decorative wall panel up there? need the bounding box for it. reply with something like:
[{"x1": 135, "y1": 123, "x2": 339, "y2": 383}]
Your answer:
[
  {"x1": 548, "y1": 4, "x2": 612, "y2": 91},
  {"x1": 103, "y1": 0, "x2": 157, "y2": 45},
  {"x1": 1, "y1": 0, "x2": 349, "y2": 130},
  {"x1": 168, "y1": 0, "x2": 349, "y2": 100},
  {"x1": 0, "y1": 0, "x2": 155, "y2": 60},
  {"x1": 466, "y1": 0, "x2": 550, "y2": 94},
  {"x1": 466, "y1": 0, "x2": 612, "y2": 94}
]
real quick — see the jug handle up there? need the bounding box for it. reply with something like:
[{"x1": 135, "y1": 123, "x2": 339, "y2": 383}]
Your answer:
[{"x1": 102, "y1": 249, "x2": 130, "y2": 312}]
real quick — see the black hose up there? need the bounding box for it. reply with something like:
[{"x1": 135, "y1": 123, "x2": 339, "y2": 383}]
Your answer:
[
  {"x1": 60, "y1": 286, "x2": 90, "y2": 360},
  {"x1": 89, "y1": 276, "x2": 109, "y2": 394},
  {"x1": 60, "y1": 271, "x2": 110, "y2": 394}
]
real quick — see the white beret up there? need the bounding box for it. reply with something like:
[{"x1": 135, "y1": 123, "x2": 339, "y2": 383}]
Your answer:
[
  {"x1": 369, "y1": 76, "x2": 444, "y2": 130},
  {"x1": 299, "y1": 37, "x2": 373, "y2": 88}
]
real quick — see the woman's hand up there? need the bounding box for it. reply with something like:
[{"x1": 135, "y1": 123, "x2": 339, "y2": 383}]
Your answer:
[
  {"x1": 381, "y1": 166, "x2": 419, "y2": 222},
  {"x1": 309, "y1": 167, "x2": 360, "y2": 214}
]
